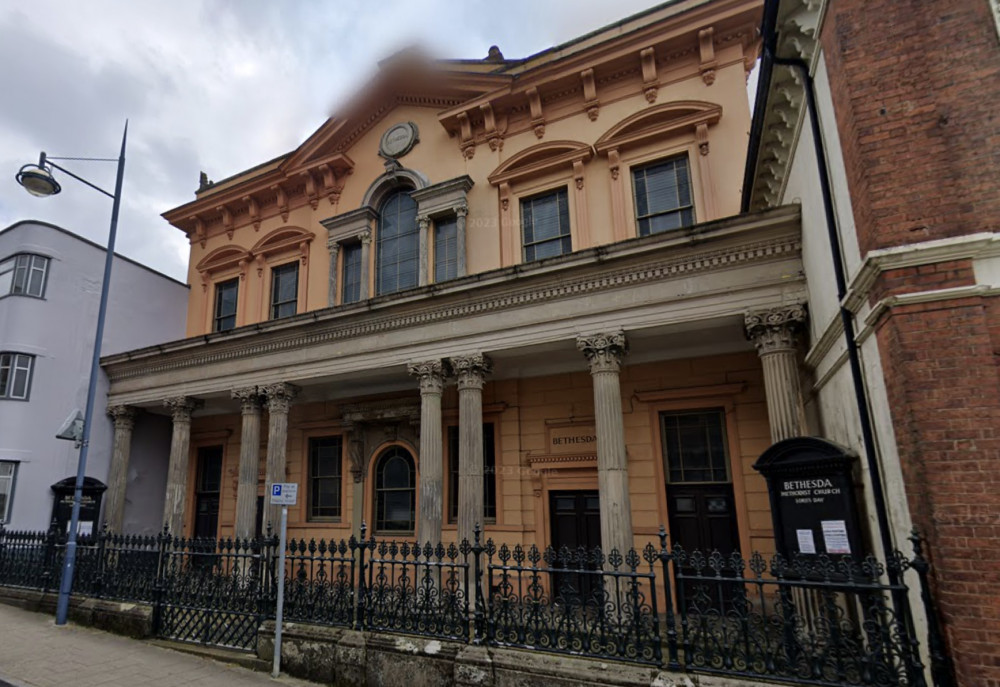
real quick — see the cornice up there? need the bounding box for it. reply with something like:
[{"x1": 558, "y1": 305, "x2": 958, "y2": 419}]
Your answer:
[
  {"x1": 746, "y1": 0, "x2": 829, "y2": 212},
  {"x1": 103, "y1": 206, "x2": 801, "y2": 385},
  {"x1": 842, "y1": 232, "x2": 1000, "y2": 313}
]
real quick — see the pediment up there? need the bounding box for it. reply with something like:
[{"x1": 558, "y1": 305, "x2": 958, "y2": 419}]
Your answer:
[
  {"x1": 283, "y1": 69, "x2": 508, "y2": 176},
  {"x1": 595, "y1": 101, "x2": 722, "y2": 154},
  {"x1": 251, "y1": 226, "x2": 314, "y2": 256},
  {"x1": 195, "y1": 245, "x2": 252, "y2": 274},
  {"x1": 487, "y1": 140, "x2": 594, "y2": 186}
]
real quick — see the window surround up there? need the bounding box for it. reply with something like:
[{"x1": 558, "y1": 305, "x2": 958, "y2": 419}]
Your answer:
[
  {"x1": 0, "y1": 460, "x2": 15, "y2": 523},
  {"x1": 305, "y1": 433, "x2": 345, "y2": 522},
  {"x1": 250, "y1": 226, "x2": 313, "y2": 321},
  {"x1": 595, "y1": 101, "x2": 721, "y2": 240},
  {"x1": 372, "y1": 444, "x2": 418, "y2": 536},
  {"x1": 519, "y1": 186, "x2": 573, "y2": 263},
  {"x1": 195, "y1": 245, "x2": 252, "y2": 332},
  {"x1": 0, "y1": 352, "x2": 35, "y2": 401},
  {"x1": 488, "y1": 141, "x2": 593, "y2": 267},
  {"x1": 410, "y1": 175, "x2": 474, "y2": 284},
  {"x1": 0, "y1": 253, "x2": 51, "y2": 300},
  {"x1": 630, "y1": 153, "x2": 697, "y2": 237}
]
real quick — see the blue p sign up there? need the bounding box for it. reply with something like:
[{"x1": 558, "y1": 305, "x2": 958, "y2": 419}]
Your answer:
[{"x1": 272, "y1": 484, "x2": 281, "y2": 496}]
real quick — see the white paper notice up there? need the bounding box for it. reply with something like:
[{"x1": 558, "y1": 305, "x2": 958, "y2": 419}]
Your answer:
[
  {"x1": 821, "y1": 520, "x2": 851, "y2": 555},
  {"x1": 78, "y1": 521, "x2": 94, "y2": 537},
  {"x1": 796, "y1": 529, "x2": 816, "y2": 555}
]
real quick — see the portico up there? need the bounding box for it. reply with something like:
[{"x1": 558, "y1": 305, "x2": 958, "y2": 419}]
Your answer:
[{"x1": 102, "y1": 205, "x2": 807, "y2": 557}]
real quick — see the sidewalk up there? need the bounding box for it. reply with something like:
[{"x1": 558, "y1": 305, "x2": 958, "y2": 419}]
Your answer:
[{"x1": 0, "y1": 603, "x2": 312, "y2": 687}]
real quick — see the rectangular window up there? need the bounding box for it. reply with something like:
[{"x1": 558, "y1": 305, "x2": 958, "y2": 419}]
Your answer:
[
  {"x1": 661, "y1": 409, "x2": 729, "y2": 484},
  {"x1": 0, "y1": 461, "x2": 15, "y2": 523},
  {"x1": 434, "y1": 218, "x2": 458, "y2": 282},
  {"x1": 0, "y1": 254, "x2": 49, "y2": 297},
  {"x1": 0, "y1": 353, "x2": 34, "y2": 400},
  {"x1": 213, "y1": 278, "x2": 239, "y2": 332},
  {"x1": 632, "y1": 156, "x2": 695, "y2": 236},
  {"x1": 447, "y1": 423, "x2": 497, "y2": 523},
  {"x1": 341, "y1": 243, "x2": 362, "y2": 304},
  {"x1": 521, "y1": 188, "x2": 571, "y2": 262},
  {"x1": 309, "y1": 436, "x2": 343, "y2": 519},
  {"x1": 270, "y1": 262, "x2": 299, "y2": 319}
]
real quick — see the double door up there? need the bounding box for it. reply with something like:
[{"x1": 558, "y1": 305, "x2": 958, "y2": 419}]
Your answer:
[{"x1": 549, "y1": 490, "x2": 601, "y2": 602}]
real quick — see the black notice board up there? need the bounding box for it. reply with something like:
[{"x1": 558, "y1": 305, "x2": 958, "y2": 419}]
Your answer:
[{"x1": 753, "y1": 437, "x2": 866, "y2": 562}]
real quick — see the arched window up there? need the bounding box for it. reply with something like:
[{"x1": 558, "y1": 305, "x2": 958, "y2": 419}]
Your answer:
[
  {"x1": 376, "y1": 190, "x2": 419, "y2": 296},
  {"x1": 374, "y1": 446, "x2": 416, "y2": 534}
]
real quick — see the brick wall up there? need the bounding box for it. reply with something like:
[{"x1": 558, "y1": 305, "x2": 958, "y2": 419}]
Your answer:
[
  {"x1": 821, "y1": 1, "x2": 1000, "y2": 682},
  {"x1": 821, "y1": 0, "x2": 1000, "y2": 256}
]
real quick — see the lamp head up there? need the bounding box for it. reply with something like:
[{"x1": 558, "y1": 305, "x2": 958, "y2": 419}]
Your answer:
[{"x1": 16, "y1": 156, "x2": 61, "y2": 197}]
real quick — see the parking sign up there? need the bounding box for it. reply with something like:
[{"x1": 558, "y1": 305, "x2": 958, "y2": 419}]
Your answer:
[{"x1": 269, "y1": 482, "x2": 298, "y2": 505}]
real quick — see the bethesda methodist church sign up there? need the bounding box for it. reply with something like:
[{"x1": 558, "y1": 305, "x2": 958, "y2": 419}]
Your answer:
[{"x1": 754, "y1": 437, "x2": 865, "y2": 561}]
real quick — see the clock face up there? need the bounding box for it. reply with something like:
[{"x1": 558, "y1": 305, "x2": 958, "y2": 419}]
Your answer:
[{"x1": 379, "y1": 122, "x2": 418, "y2": 159}]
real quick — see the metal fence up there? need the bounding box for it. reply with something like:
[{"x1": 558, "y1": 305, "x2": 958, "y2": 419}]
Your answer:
[{"x1": 0, "y1": 523, "x2": 952, "y2": 686}]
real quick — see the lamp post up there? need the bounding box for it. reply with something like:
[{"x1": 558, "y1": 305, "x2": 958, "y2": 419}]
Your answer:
[{"x1": 15, "y1": 122, "x2": 128, "y2": 626}]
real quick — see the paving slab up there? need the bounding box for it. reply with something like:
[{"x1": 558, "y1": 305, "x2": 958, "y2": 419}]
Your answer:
[{"x1": 0, "y1": 604, "x2": 314, "y2": 687}]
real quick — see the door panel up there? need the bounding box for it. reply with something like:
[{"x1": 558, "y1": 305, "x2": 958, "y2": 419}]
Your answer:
[{"x1": 549, "y1": 490, "x2": 601, "y2": 601}]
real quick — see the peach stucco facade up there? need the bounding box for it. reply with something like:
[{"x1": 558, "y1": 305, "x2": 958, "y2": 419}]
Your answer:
[{"x1": 101, "y1": 0, "x2": 806, "y2": 568}]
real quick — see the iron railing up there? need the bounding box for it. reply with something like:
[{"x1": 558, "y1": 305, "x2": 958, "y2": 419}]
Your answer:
[{"x1": 0, "y1": 522, "x2": 952, "y2": 686}]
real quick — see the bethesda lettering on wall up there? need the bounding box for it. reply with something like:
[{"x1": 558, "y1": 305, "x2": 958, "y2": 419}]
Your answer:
[{"x1": 547, "y1": 424, "x2": 597, "y2": 454}]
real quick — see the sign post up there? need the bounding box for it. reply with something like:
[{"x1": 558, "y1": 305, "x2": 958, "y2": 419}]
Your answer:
[{"x1": 269, "y1": 482, "x2": 297, "y2": 678}]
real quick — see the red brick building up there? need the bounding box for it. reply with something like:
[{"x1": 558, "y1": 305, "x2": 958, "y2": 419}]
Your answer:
[{"x1": 745, "y1": 1, "x2": 1000, "y2": 684}]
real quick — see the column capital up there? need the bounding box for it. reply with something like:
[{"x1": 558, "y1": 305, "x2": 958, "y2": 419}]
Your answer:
[
  {"x1": 163, "y1": 396, "x2": 202, "y2": 423},
  {"x1": 451, "y1": 353, "x2": 493, "y2": 391},
  {"x1": 455, "y1": 204, "x2": 468, "y2": 219},
  {"x1": 577, "y1": 331, "x2": 628, "y2": 374},
  {"x1": 745, "y1": 304, "x2": 808, "y2": 355},
  {"x1": 408, "y1": 360, "x2": 447, "y2": 394},
  {"x1": 417, "y1": 214, "x2": 430, "y2": 229},
  {"x1": 107, "y1": 404, "x2": 139, "y2": 431},
  {"x1": 231, "y1": 386, "x2": 264, "y2": 414},
  {"x1": 358, "y1": 229, "x2": 372, "y2": 245},
  {"x1": 327, "y1": 238, "x2": 341, "y2": 254},
  {"x1": 262, "y1": 382, "x2": 300, "y2": 414}
]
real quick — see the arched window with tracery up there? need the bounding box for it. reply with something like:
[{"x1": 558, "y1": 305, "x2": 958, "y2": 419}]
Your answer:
[
  {"x1": 374, "y1": 446, "x2": 416, "y2": 534},
  {"x1": 376, "y1": 190, "x2": 419, "y2": 296}
]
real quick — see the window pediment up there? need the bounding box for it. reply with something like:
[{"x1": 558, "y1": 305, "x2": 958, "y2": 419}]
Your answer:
[
  {"x1": 487, "y1": 141, "x2": 594, "y2": 187},
  {"x1": 250, "y1": 226, "x2": 315, "y2": 258},
  {"x1": 595, "y1": 101, "x2": 722, "y2": 154},
  {"x1": 195, "y1": 245, "x2": 252, "y2": 275}
]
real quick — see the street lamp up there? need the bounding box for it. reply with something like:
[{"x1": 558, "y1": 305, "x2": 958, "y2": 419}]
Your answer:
[{"x1": 15, "y1": 122, "x2": 128, "y2": 626}]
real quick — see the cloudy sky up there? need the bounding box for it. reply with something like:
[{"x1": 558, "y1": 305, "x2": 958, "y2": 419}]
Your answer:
[{"x1": 0, "y1": 1, "x2": 753, "y2": 282}]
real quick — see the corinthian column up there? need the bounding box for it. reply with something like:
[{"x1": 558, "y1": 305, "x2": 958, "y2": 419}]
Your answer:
[
  {"x1": 104, "y1": 405, "x2": 139, "y2": 532},
  {"x1": 408, "y1": 360, "x2": 447, "y2": 544},
  {"x1": 577, "y1": 332, "x2": 633, "y2": 559},
  {"x1": 162, "y1": 396, "x2": 203, "y2": 535},
  {"x1": 232, "y1": 387, "x2": 264, "y2": 539},
  {"x1": 451, "y1": 353, "x2": 493, "y2": 547},
  {"x1": 745, "y1": 305, "x2": 808, "y2": 443},
  {"x1": 262, "y1": 383, "x2": 299, "y2": 531}
]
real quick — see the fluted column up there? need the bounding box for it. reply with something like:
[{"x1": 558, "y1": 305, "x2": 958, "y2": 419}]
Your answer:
[
  {"x1": 327, "y1": 240, "x2": 340, "y2": 307},
  {"x1": 358, "y1": 230, "x2": 371, "y2": 300},
  {"x1": 262, "y1": 383, "x2": 299, "y2": 530},
  {"x1": 745, "y1": 305, "x2": 808, "y2": 443},
  {"x1": 408, "y1": 360, "x2": 447, "y2": 543},
  {"x1": 577, "y1": 332, "x2": 633, "y2": 560},
  {"x1": 455, "y1": 205, "x2": 468, "y2": 277},
  {"x1": 232, "y1": 387, "x2": 264, "y2": 539},
  {"x1": 162, "y1": 397, "x2": 203, "y2": 535},
  {"x1": 418, "y1": 215, "x2": 430, "y2": 286},
  {"x1": 451, "y1": 354, "x2": 493, "y2": 546},
  {"x1": 104, "y1": 405, "x2": 139, "y2": 532}
]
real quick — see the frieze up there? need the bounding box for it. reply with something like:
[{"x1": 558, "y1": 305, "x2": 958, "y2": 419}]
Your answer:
[{"x1": 105, "y1": 214, "x2": 801, "y2": 384}]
